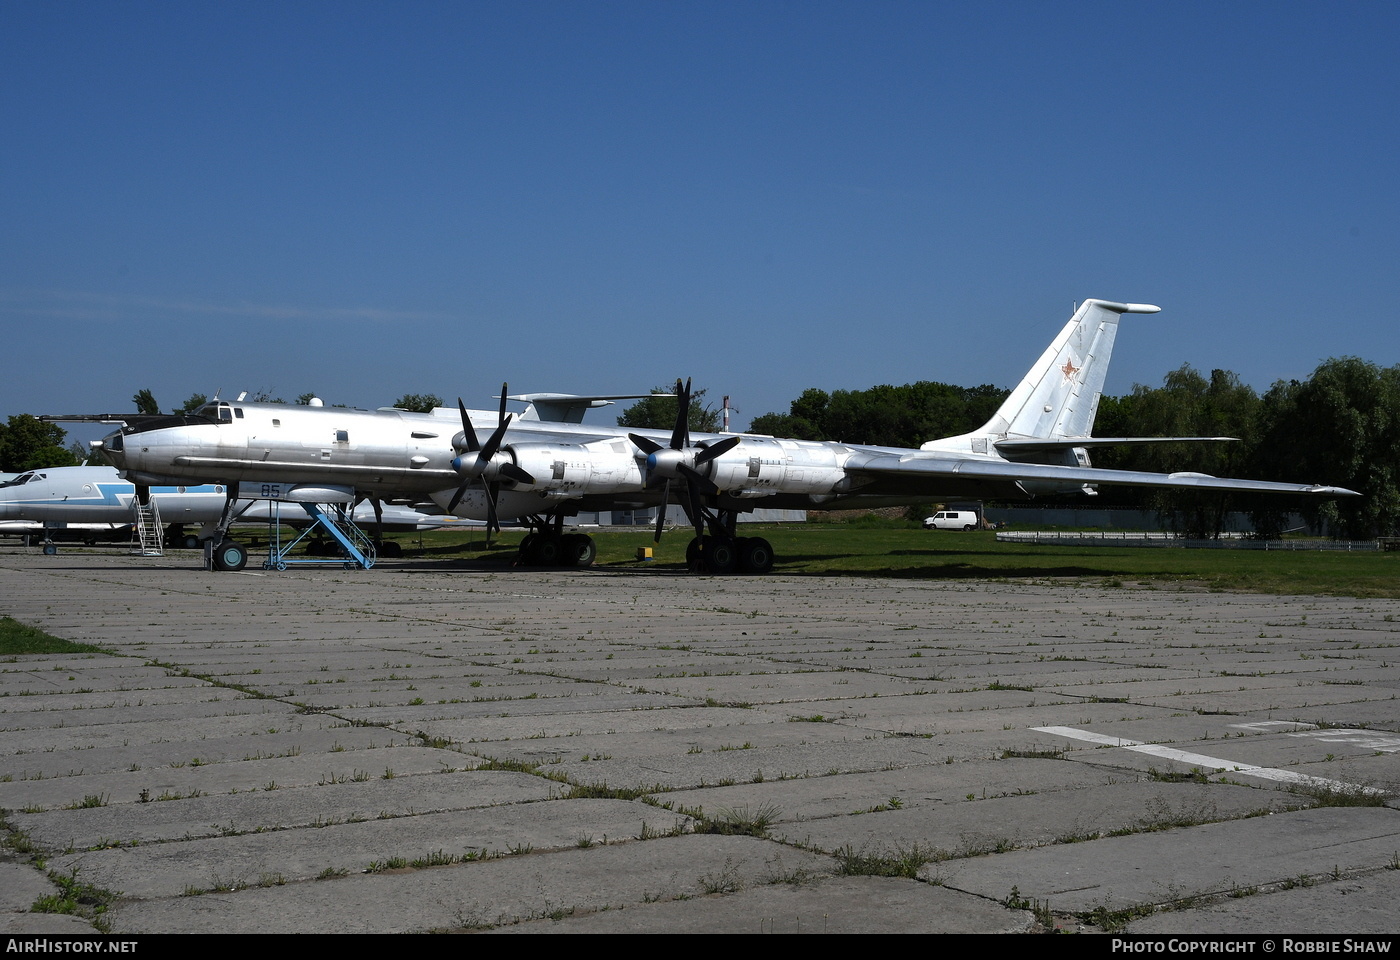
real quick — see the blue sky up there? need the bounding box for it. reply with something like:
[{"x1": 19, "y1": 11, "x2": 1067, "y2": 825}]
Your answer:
[{"x1": 3, "y1": 0, "x2": 1397, "y2": 446}]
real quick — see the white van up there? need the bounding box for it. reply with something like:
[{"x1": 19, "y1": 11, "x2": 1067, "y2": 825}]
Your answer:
[{"x1": 923, "y1": 510, "x2": 979, "y2": 531}]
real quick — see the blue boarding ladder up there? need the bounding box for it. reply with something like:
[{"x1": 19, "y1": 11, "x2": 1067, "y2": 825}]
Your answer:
[{"x1": 263, "y1": 501, "x2": 377, "y2": 570}]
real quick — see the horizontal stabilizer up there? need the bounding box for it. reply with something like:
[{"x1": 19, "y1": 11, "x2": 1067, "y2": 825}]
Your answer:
[
  {"x1": 510, "y1": 392, "x2": 673, "y2": 423},
  {"x1": 851, "y1": 454, "x2": 1359, "y2": 498}
]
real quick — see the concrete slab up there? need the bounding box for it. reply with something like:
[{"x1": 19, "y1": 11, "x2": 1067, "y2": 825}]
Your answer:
[
  {"x1": 1125, "y1": 868, "x2": 1400, "y2": 934},
  {"x1": 12, "y1": 769, "x2": 556, "y2": 847},
  {"x1": 2, "y1": 552, "x2": 1398, "y2": 933},
  {"x1": 490, "y1": 876, "x2": 1033, "y2": 933},
  {"x1": 939, "y1": 807, "x2": 1400, "y2": 912},
  {"x1": 105, "y1": 834, "x2": 828, "y2": 933}
]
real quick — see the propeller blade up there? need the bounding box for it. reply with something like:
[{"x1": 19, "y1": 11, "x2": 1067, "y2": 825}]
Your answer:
[
  {"x1": 677, "y1": 462, "x2": 719, "y2": 497},
  {"x1": 499, "y1": 462, "x2": 534, "y2": 484},
  {"x1": 447, "y1": 482, "x2": 469, "y2": 513},
  {"x1": 456, "y1": 398, "x2": 480, "y2": 453},
  {"x1": 669, "y1": 378, "x2": 689, "y2": 450},
  {"x1": 683, "y1": 479, "x2": 705, "y2": 540},
  {"x1": 628, "y1": 433, "x2": 663, "y2": 456},
  {"x1": 653, "y1": 479, "x2": 670, "y2": 543},
  {"x1": 484, "y1": 481, "x2": 500, "y2": 538},
  {"x1": 695, "y1": 435, "x2": 740, "y2": 464},
  {"x1": 480, "y1": 413, "x2": 512, "y2": 461}
]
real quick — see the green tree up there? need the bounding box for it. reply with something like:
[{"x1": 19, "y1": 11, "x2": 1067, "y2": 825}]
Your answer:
[
  {"x1": 1089, "y1": 366, "x2": 1261, "y2": 536},
  {"x1": 750, "y1": 382, "x2": 1009, "y2": 448},
  {"x1": 1250, "y1": 358, "x2": 1400, "y2": 538},
  {"x1": 393, "y1": 393, "x2": 444, "y2": 413},
  {"x1": 0, "y1": 415, "x2": 80, "y2": 472},
  {"x1": 618, "y1": 385, "x2": 720, "y2": 433},
  {"x1": 132, "y1": 389, "x2": 160, "y2": 415},
  {"x1": 173, "y1": 394, "x2": 208, "y2": 415},
  {"x1": 749, "y1": 388, "x2": 831, "y2": 439}
]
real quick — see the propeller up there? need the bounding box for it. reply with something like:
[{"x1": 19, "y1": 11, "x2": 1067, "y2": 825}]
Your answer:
[
  {"x1": 446, "y1": 383, "x2": 535, "y2": 535},
  {"x1": 628, "y1": 378, "x2": 740, "y2": 542}
]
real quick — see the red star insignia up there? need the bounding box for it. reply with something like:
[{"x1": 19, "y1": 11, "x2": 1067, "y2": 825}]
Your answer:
[{"x1": 1061, "y1": 358, "x2": 1080, "y2": 380}]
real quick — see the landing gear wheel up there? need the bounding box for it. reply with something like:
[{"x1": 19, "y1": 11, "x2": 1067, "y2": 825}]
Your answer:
[
  {"x1": 740, "y1": 537, "x2": 774, "y2": 575},
  {"x1": 42, "y1": 543, "x2": 58, "y2": 556},
  {"x1": 517, "y1": 533, "x2": 538, "y2": 565},
  {"x1": 377, "y1": 540, "x2": 402, "y2": 558},
  {"x1": 703, "y1": 536, "x2": 737, "y2": 575},
  {"x1": 183, "y1": 535, "x2": 200, "y2": 549},
  {"x1": 686, "y1": 537, "x2": 703, "y2": 572},
  {"x1": 563, "y1": 534, "x2": 596, "y2": 568},
  {"x1": 213, "y1": 539, "x2": 248, "y2": 572},
  {"x1": 529, "y1": 535, "x2": 562, "y2": 567}
]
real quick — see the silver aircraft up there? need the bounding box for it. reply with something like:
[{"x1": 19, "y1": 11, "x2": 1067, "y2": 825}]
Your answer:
[
  {"x1": 87, "y1": 299, "x2": 1358, "y2": 573},
  {"x1": 0, "y1": 465, "x2": 458, "y2": 554}
]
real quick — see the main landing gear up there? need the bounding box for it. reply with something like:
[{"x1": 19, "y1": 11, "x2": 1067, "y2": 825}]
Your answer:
[
  {"x1": 513, "y1": 515, "x2": 597, "y2": 568},
  {"x1": 684, "y1": 534, "x2": 775, "y2": 576},
  {"x1": 684, "y1": 508, "x2": 774, "y2": 576}
]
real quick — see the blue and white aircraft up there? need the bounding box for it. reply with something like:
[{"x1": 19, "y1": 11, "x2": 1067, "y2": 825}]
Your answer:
[{"x1": 0, "y1": 465, "x2": 457, "y2": 554}]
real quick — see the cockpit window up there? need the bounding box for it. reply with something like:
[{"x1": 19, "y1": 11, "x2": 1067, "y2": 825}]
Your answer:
[
  {"x1": 121, "y1": 413, "x2": 219, "y2": 435},
  {"x1": 234, "y1": 408, "x2": 244, "y2": 418}
]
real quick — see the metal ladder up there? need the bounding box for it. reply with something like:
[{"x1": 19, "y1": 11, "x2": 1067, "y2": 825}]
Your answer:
[
  {"x1": 132, "y1": 497, "x2": 164, "y2": 556},
  {"x1": 263, "y1": 501, "x2": 377, "y2": 569}
]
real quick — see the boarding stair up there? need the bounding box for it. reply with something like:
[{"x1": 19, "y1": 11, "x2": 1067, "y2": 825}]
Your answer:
[
  {"x1": 263, "y1": 501, "x2": 376, "y2": 570},
  {"x1": 132, "y1": 497, "x2": 164, "y2": 557}
]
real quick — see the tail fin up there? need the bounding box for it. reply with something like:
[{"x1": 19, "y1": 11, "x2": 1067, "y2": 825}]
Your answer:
[{"x1": 929, "y1": 299, "x2": 1160, "y2": 449}]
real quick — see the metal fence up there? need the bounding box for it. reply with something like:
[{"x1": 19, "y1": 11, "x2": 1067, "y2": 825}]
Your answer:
[{"x1": 995, "y1": 531, "x2": 1378, "y2": 551}]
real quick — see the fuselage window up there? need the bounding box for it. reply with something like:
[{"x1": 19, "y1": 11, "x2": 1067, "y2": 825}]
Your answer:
[
  {"x1": 234, "y1": 408, "x2": 244, "y2": 419},
  {"x1": 272, "y1": 419, "x2": 281, "y2": 427},
  {"x1": 335, "y1": 430, "x2": 349, "y2": 443}
]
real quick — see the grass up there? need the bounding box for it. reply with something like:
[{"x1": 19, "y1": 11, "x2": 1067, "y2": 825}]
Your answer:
[
  {"x1": 1001, "y1": 747, "x2": 1066, "y2": 760},
  {"x1": 832, "y1": 842, "x2": 940, "y2": 878},
  {"x1": 378, "y1": 526, "x2": 1400, "y2": 598},
  {"x1": 30, "y1": 868, "x2": 118, "y2": 931},
  {"x1": 1289, "y1": 779, "x2": 1390, "y2": 807},
  {"x1": 0, "y1": 617, "x2": 107, "y2": 656},
  {"x1": 691, "y1": 803, "x2": 781, "y2": 838}
]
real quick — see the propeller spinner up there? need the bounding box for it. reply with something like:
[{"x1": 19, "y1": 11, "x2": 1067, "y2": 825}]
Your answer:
[
  {"x1": 446, "y1": 383, "x2": 534, "y2": 534},
  {"x1": 628, "y1": 378, "x2": 740, "y2": 543}
]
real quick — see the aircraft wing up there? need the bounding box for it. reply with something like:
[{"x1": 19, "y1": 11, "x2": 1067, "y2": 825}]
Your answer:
[
  {"x1": 994, "y1": 436, "x2": 1238, "y2": 453},
  {"x1": 849, "y1": 454, "x2": 1360, "y2": 498}
]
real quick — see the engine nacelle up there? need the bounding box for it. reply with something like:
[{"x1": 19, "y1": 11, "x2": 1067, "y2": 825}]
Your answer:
[
  {"x1": 707, "y1": 437, "x2": 846, "y2": 497},
  {"x1": 505, "y1": 440, "x2": 644, "y2": 496}
]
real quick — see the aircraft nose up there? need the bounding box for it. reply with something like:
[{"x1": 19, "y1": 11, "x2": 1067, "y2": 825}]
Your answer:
[{"x1": 96, "y1": 432, "x2": 124, "y2": 466}]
